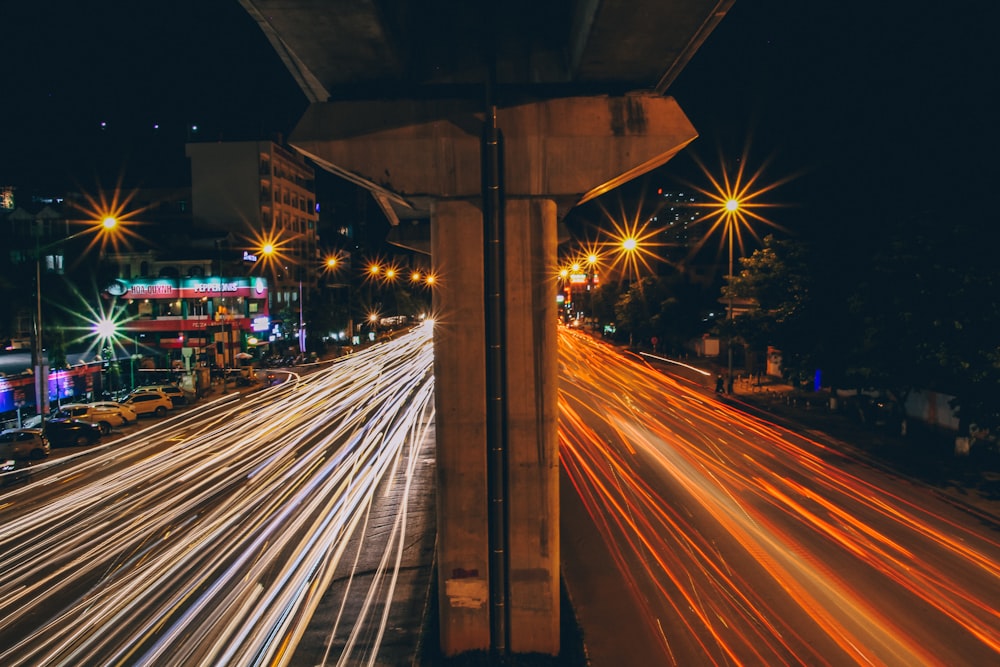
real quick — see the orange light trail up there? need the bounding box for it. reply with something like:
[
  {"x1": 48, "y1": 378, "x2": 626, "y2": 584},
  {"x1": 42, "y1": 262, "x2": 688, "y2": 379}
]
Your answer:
[{"x1": 559, "y1": 327, "x2": 1000, "y2": 665}]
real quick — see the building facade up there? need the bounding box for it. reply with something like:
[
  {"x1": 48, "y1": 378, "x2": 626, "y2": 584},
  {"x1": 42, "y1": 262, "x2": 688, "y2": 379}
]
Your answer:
[{"x1": 185, "y1": 139, "x2": 320, "y2": 316}]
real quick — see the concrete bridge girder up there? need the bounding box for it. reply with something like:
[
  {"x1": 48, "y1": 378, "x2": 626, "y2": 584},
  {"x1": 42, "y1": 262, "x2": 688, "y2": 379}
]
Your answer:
[
  {"x1": 290, "y1": 95, "x2": 698, "y2": 218},
  {"x1": 287, "y1": 94, "x2": 697, "y2": 656}
]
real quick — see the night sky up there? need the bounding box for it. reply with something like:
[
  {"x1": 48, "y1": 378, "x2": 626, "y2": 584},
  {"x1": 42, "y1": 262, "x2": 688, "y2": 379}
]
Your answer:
[
  {"x1": 3, "y1": 0, "x2": 996, "y2": 231},
  {"x1": 658, "y1": 0, "x2": 997, "y2": 233},
  {"x1": 3, "y1": 0, "x2": 307, "y2": 190}
]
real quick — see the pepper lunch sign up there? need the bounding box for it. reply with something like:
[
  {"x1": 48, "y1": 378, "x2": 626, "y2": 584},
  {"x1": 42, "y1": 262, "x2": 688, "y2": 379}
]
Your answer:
[{"x1": 105, "y1": 277, "x2": 268, "y2": 299}]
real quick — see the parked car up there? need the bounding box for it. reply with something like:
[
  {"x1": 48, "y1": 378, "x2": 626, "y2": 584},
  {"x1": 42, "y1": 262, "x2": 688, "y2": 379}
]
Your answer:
[
  {"x1": 130, "y1": 384, "x2": 190, "y2": 406},
  {"x1": 44, "y1": 419, "x2": 102, "y2": 447},
  {"x1": 52, "y1": 403, "x2": 128, "y2": 435},
  {"x1": 1, "y1": 458, "x2": 31, "y2": 486},
  {"x1": 122, "y1": 392, "x2": 173, "y2": 418},
  {"x1": 88, "y1": 401, "x2": 139, "y2": 424},
  {"x1": 0, "y1": 428, "x2": 50, "y2": 460}
]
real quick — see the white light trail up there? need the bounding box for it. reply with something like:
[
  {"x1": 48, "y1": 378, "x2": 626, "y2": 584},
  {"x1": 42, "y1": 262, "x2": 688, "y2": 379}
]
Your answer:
[{"x1": 0, "y1": 322, "x2": 435, "y2": 666}]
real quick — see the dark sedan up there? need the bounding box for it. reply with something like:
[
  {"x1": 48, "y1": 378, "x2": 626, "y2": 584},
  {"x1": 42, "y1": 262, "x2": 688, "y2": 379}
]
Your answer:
[{"x1": 44, "y1": 419, "x2": 102, "y2": 447}]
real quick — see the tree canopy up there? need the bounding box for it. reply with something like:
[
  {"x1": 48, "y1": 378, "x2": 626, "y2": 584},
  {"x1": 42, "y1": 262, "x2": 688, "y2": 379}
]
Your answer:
[{"x1": 727, "y1": 216, "x2": 1000, "y2": 429}]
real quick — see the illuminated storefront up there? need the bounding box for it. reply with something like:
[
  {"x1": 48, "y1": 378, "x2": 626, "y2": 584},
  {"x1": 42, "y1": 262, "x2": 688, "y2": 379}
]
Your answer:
[{"x1": 105, "y1": 276, "x2": 271, "y2": 367}]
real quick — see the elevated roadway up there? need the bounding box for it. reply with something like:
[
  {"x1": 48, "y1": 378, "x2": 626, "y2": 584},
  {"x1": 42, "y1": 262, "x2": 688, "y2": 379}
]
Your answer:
[{"x1": 237, "y1": 0, "x2": 735, "y2": 656}]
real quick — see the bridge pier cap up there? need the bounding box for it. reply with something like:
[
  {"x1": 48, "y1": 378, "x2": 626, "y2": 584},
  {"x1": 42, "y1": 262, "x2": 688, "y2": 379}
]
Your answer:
[{"x1": 289, "y1": 94, "x2": 697, "y2": 213}]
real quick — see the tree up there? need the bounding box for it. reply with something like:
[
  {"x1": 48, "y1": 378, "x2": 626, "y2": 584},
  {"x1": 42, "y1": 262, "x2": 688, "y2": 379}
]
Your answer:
[
  {"x1": 650, "y1": 271, "x2": 713, "y2": 355},
  {"x1": 589, "y1": 280, "x2": 624, "y2": 333},
  {"x1": 726, "y1": 235, "x2": 819, "y2": 383},
  {"x1": 894, "y1": 215, "x2": 1000, "y2": 430},
  {"x1": 831, "y1": 209, "x2": 1000, "y2": 431},
  {"x1": 615, "y1": 277, "x2": 666, "y2": 346},
  {"x1": 598, "y1": 271, "x2": 715, "y2": 353},
  {"x1": 732, "y1": 214, "x2": 1000, "y2": 436}
]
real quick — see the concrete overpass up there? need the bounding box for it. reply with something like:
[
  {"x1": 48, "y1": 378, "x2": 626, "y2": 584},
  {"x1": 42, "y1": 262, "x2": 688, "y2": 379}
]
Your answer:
[{"x1": 238, "y1": 0, "x2": 734, "y2": 657}]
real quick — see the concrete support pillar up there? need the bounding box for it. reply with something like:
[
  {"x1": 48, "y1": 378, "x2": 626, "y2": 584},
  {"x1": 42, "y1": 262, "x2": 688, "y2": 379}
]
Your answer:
[
  {"x1": 503, "y1": 198, "x2": 560, "y2": 653},
  {"x1": 431, "y1": 197, "x2": 559, "y2": 655},
  {"x1": 290, "y1": 93, "x2": 698, "y2": 658},
  {"x1": 432, "y1": 199, "x2": 490, "y2": 652}
]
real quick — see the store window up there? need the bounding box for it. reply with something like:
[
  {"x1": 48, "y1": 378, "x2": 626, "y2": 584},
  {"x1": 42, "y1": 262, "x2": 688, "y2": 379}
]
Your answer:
[{"x1": 189, "y1": 299, "x2": 208, "y2": 317}]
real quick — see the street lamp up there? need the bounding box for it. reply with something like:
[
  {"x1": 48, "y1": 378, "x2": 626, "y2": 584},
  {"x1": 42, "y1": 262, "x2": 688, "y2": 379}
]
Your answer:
[
  {"x1": 686, "y1": 149, "x2": 790, "y2": 393},
  {"x1": 33, "y1": 216, "x2": 119, "y2": 416},
  {"x1": 298, "y1": 278, "x2": 305, "y2": 355},
  {"x1": 255, "y1": 241, "x2": 281, "y2": 351},
  {"x1": 323, "y1": 253, "x2": 352, "y2": 340},
  {"x1": 724, "y1": 197, "x2": 740, "y2": 392},
  {"x1": 584, "y1": 252, "x2": 599, "y2": 327}
]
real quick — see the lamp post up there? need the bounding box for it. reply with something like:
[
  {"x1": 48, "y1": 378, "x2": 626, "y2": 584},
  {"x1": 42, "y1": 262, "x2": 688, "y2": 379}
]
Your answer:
[
  {"x1": 130, "y1": 351, "x2": 141, "y2": 390},
  {"x1": 33, "y1": 250, "x2": 44, "y2": 415},
  {"x1": 32, "y1": 216, "x2": 119, "y2": 416},
  {"x1": 216, "y1": 308, "x2": 237, "y2": 394},
  {"x1": 298, "y1": 278, "x2": 305, "y2": 355},
  {"x1": 585, "y1": 252, "x2": 598, "y2": 329},
  {"x1": 366, "y1": 262, "x2": 381, "y2": 320},
  {"x1": 724, "y1": 197, "x2": 739, "y2": 393},
  {"x1": 324, "y1": 253, "x2": 354, "y2": 344},
  {"x1": 688, "y1": 151, "x2": 786, "y2": 394},
  {"x1": 257, "y1": 239, "x2": 308, "y2": 356},
  {"x1": 620, "y1": 237, "x2": 638, "y2": 348}
]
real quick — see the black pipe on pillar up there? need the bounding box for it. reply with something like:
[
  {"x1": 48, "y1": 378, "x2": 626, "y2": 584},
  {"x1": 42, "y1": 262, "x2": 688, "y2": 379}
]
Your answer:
[{"x1": 482, "y1": 85, "x2": 509, "y2": 653}]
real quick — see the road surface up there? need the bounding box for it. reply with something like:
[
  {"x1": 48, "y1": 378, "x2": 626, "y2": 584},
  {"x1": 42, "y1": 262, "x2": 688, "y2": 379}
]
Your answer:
[
  {"x1": 558, "y1": 327, "x2": 1000, "y2": 666},
  {"x1": 0, "y1": 323, "x2": 435, "y2": 666}
]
